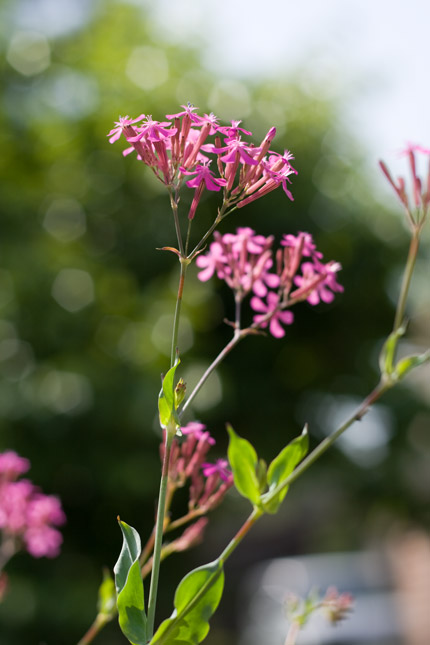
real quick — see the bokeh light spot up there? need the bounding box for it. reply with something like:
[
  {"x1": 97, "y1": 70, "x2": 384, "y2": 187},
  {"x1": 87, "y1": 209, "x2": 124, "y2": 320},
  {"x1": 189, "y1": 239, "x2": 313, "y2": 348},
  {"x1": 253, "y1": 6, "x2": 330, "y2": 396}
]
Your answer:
[
  {"x1": 7, "y1": 31, "x2": 50, "y2": 76},
  {"x1": 43, "y1": 197, "x2": 86, "y2": 242},
  {"x1": 126, "y1": 46, "x2": 169, "y2": 91},
  {"x1": 38, "y1": 369, "x2": 93, "y2": 415},
  {"x1": 51, "y1": 268, "x2": 94, "y2": 312}
]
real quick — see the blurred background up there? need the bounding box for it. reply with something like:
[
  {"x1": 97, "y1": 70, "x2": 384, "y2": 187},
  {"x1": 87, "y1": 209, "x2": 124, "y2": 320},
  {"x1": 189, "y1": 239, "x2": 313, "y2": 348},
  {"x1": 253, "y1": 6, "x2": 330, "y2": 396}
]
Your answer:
[{"x1": 0, "y1": 0, "x2": 429, "y2": 643}]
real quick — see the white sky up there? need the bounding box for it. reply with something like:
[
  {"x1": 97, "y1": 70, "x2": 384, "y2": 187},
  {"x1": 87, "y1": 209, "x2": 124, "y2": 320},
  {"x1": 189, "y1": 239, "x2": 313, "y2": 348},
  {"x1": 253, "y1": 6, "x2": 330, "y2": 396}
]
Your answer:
[{"x1": 146, "y1": 0, "x2": 430, "y2": 175}]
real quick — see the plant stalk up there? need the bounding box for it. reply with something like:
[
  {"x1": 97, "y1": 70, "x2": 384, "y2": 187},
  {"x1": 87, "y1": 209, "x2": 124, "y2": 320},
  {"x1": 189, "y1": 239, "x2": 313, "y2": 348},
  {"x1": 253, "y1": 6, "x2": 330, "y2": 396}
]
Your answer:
[
  {"x1": 170, "y1": 259, "x2": 188, "y2": 367},
  {"x1": 179, "y1": 329, "x2": 245, "y2": 417},
  {"x1": 393, "y1": 230, "x2": 420, "y2": 331},
  {"x1": 146, "y1": 431, "x2": 174, "y2": 640}
]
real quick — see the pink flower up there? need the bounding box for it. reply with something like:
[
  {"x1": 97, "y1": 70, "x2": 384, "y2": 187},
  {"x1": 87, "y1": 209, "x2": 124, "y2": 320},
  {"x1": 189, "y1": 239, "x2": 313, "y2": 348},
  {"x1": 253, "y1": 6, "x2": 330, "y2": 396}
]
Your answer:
[
  {"x1": 107, "y1": 114, "x2": 145, "y2": 143},
  {"x1": 196, "y1": 240, "x2": 229, "y2": 282},
  {"x1": 128, "y1": 116, "x2": 176, "y2": 144},
  {"x1": 0, "y1": 450, "x2": 66, "y2": 560},
  {"x1": 250, "y1": 292, "x2": 294, "y2": 338},
  {"x1": 217, "y1": 120, "x2": 252, "y2": 138},
  {"x1": 24, "y1": 525, "x2": 63, "y2": 558},
  {"x1": 197, "y1": 112, "x2": 220, "y2": 135},
  {"x1": 166, "y1": 103, "x2": 201, "y2": 123},
  {"x1": 202, "y1": 459, "x2": 232, "y2": 482},
  {"x1": 205, "y1": 138, "x2": 259, "y2": 166},
  {"x1": 0, "y1": 480, "x2": 34, "y2": 532},
  {"x1": 293, "y1": 261, "x2": 343, "y2": 305},
  {"x1": 181, "y1": 421, "x2": 216, "y2": 446},
  {"x1": 26, "y1": 494, "x2": 66, "y2": 527},
  {"x1": 180, "y1": 163, "x2": 227, "y2": 192},
  {"x1": 0, "y1": 451, "x2": 30, "y2": 481},
  {"x1": 281, "y1": 232, "x2": 322, "y2": 259},
  {"x1": 196, "y1": 228, "x2": 278, "y2": 298}
]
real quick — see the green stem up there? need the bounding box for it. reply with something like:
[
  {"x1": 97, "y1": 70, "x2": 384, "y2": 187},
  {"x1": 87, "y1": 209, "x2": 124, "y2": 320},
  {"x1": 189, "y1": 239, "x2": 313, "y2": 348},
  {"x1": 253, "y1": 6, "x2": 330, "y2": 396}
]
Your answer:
[
  {"x1": 77, "y1": 614, "x2": 113, "y2": 645},
  {"x1": 393, "y1": 230, "x2": 420, "y2": 331},
  {"x1": 284, "y1": 620, "x2": 301, "y2": 645},
  {"x1": 179, "y1": 329, "x2": 245, "y2": 418},
  {"x1": 219, "y1": 507, "x2": 263, "y2": 563},
  {"x1": 170, "y1": 259, "x2": 189, "y2": 367},
  {"x1": 187, "y1": 201, "x2": 238, "y2": 260},
  {"x1": 188, "y1": 213, "x2": 222, "y2": 259},
  {"x1": 146, "y1": 431, "x2": 174, "y2": 641},
  {"x1": 265, "y1": 381, "x2": 389, "y2": 504},
  {"x1": 184, "y1": 217, "x2": 193, "y2": 257},
  {"x1": 169, "y1": 189, "x2": 184, "y2": 257}
]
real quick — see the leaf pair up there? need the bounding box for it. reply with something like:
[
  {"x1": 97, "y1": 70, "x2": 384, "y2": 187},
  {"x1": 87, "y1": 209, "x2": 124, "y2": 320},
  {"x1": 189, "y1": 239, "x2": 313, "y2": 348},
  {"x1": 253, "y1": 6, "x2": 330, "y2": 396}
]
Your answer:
[
  {"x1": 227, "y1": 425, "x2": 308, "y2": 513},
  {"x1": 115, "y1": 519, "x2": 224, "y2": 645},
  {"x1": 379, "y1": 326, "x2": 430, "y2": 384}
]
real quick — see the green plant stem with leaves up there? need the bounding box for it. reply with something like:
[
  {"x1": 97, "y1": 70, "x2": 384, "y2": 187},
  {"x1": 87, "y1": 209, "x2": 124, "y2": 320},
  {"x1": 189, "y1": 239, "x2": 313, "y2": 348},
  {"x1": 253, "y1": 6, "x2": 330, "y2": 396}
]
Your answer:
[
  {"x1": 77, "y1": 156, "x2": 428, "y2": 645},
  {"x1": 141, "y1": 193, "x2": 428, "y2": 643}
]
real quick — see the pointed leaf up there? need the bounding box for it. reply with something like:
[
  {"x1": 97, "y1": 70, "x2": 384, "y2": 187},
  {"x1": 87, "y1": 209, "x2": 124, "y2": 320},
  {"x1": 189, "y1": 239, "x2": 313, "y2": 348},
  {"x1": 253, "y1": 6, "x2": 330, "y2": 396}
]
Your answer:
[
  {"x1": 158, "y1": 359, "x2": 181, "y2": 431},
  {"x1": 394, "y1": 350, "x2": 430, "y2": 381},
  {"x1": 379, "y1": 325, "x2": 406, "y2": 376},
  {"x1": 150, "y1": 559, "x2": 224, "y2": 644},
  {"x1": 262, "y1": 426, "x2": 309, "y2": 514},
  {"x1": 114, "y1": 520, "x2": 147, "y2": 645},
  {"x1": 227, "y1": 425, "x2": 260, "y2": 506}
]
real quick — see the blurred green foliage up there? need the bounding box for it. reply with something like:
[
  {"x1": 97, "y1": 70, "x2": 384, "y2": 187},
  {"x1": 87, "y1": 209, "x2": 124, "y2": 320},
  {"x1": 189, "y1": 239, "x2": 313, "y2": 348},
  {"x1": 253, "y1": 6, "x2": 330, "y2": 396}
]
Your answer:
[{"x1": 0, "y1": 1, "x2": 429, "y2": 644}]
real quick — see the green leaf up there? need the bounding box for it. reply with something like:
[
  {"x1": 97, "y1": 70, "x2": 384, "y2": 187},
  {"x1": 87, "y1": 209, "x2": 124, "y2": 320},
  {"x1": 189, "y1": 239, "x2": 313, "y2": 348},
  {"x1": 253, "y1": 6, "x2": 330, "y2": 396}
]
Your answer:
[
  {"x1": 150, "y1": 559, "x2": 224, "y2": 644},
  {"x1": 97, "y1": 567, "x2": 117, "y2": 618},
  {"x1": 394, "y1": 350, "x2": 430, "y2": 381},
  {"x1": 158, "y1": 358, "x2": 181, "y2": 432},
  {"x1": 379, "y1": 325, "x2": 406, "y2": 376},
  {"x1": 114, "y1": 520, "x2": 147, "y2": 645},
  {"x1": 261, "y1": 426, "x2": 309, "y2": 514},
  {"x1": 227, "y1": 425, "x2": 261, "y2": 506}
]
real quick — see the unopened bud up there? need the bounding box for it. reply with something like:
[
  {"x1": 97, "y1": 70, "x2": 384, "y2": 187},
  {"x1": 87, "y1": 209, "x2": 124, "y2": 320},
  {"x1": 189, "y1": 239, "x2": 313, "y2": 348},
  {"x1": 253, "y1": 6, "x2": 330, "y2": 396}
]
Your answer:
[{"x1": 174, "y1": 378, "x2": 187, "y2": 408}]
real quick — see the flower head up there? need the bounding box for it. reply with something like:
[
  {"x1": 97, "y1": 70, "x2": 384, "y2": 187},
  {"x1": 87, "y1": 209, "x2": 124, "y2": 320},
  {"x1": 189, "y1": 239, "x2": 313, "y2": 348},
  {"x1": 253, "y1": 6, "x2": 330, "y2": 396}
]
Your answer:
[
  {"x1": 379, "y1": 143, "x2": 430, "y2": 229},
  {"x1": 0, "y1": 451, "x2": 66, "y2": 560},
  {"x1": 202, "y1": 458, "x2": 232, "y2": 482}
]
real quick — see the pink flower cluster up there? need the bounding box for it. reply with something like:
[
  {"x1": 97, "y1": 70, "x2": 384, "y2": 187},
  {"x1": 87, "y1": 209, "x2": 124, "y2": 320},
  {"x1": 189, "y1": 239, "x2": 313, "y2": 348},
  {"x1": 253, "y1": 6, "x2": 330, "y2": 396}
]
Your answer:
[
  {"x1": 379, "y1": 143, "x2": 430, "y2": 217},
  {"x1": 160, "y1": 421, "x2": 233, "y2": 513},
  {"x1": 0, "y1": 451, "x2": 65, "y2": 558},
  {"x1": 108, "y1": 104, "x2": 297, "y2": 219},
  {"x1": 197, "y1": 227, "x2": 343, "y2": 338}
]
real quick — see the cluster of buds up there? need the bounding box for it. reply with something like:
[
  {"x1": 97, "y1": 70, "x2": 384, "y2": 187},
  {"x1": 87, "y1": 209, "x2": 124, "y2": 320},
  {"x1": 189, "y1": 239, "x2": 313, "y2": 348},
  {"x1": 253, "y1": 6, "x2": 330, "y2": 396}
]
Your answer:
[
  {"x1": 140, "y1": 422, "x2": 234, "y2": 575},
  {"x1": 0, "y1": 451, "x2": 65, "y2": 562},
  {"x1": 160, "y1": 421, "x2": 233, "y2": 518},
  {"x1": 320, "y1": 587, "x2": 354, "y2": 624},
  {"x1": 108, "y1": 104, "x2": 297, "y2": 219},
  {"x1": 284, "y1": 586, "x2": 353, "y2": 630},
  {"x1": 196, "y1": 227, "x2": 343, "y2": 337},
  {"x1": 379, "y1": 143, "x2": 430, "y2": 229}
]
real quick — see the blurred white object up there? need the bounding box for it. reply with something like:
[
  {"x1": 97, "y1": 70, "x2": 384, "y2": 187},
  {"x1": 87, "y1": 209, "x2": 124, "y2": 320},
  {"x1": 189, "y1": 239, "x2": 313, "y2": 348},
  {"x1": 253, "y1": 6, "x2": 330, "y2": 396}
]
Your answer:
[{"x1": 238, "y1": 551, "x2": 404, "y2": 644}]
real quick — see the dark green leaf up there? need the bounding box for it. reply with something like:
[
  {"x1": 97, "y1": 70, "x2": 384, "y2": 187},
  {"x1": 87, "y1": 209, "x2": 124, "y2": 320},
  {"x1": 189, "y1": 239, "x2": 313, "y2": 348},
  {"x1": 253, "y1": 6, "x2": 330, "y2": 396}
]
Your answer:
[
  {"x1": 150, "y1": 559, "x2": 224, "y2": 644},
  {"x1": 227, "y1": 425, "x2": 260, "y2": 506},
  {"x1": 261, "y1": 426, "x2": 309, "y2": 513},
  {"x1": 114, "y1": 520, "x2": 147, "y2": 645}
]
